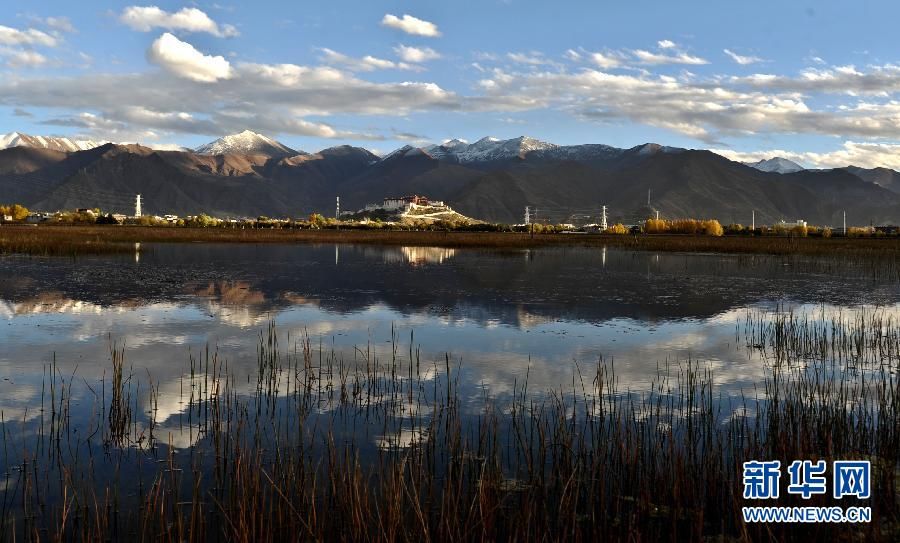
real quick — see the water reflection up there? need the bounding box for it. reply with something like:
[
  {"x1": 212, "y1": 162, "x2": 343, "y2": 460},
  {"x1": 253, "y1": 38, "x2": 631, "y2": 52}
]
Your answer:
[
  {"x1": 1, "y1": 243, "x2": 898, "y2": 412},
  {"x1": 0, "y1": 243, "x2": 896, "y2": 539}
]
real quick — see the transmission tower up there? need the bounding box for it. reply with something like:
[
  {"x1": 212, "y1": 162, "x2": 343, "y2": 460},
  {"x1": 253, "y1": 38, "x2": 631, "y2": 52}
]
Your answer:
[
  {"x1": 134, "y1": 194, "x2": 142, "y2": 218},
  {"x1": 600, "y1": 205, "x2": 608, "y2": 230},
  {"x1": 524, "y1": 206, "x2": 531, "y2": 225}
]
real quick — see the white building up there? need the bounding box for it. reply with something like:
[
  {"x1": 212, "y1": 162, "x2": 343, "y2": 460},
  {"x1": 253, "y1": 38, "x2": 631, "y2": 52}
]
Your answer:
[{"x1": 363, "y1": 195, "x2": 448, "y2": 213}]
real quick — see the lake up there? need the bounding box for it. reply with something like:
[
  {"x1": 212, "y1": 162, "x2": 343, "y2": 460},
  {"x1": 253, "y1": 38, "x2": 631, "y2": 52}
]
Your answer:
[{"x1": 0, "y1": 243, "x2": 897, "y2": 539}]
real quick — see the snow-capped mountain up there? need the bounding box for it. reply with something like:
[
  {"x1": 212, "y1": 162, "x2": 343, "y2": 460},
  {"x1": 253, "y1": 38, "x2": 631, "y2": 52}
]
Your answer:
[
  {"x1": 745, "y1": 157, "x2": 805, "y2": 174},
  {"x1": 385, "y1": 136, "x2": 683, "y2": 164},
  {"x1": 195, "y1": 130, "x2": 301, "y2": 158},
  {"x1": 423, "y1": 136, "x2": 559, "y2": 163},
  {"x1": 0, "y1": 132, "x2": 103, "y2": 153}
]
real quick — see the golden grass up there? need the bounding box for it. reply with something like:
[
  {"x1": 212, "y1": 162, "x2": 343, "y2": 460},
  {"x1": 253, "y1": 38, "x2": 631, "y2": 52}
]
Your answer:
[{"x1": 4, "y1": 224, "x2": 900, "y2": 257}]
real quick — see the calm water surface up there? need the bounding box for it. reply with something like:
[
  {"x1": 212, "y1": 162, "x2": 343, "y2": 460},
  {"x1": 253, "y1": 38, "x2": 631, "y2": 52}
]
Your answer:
[
  {"x1": 2, "y1": 243, "x2": 897, "y2": 418},
  {"x1": 0, "y1": 241, "x2": 896, "y2": 523}
]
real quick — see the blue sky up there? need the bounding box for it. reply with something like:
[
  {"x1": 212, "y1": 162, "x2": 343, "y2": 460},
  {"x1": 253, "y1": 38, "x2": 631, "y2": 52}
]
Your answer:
[{"x1": 3, "y1": 1, "x2": 900, "y2": 168}]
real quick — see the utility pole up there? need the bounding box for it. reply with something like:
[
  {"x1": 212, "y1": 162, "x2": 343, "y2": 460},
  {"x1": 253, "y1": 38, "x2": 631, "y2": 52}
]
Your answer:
[
  {"x1": 524, "y1": 206, "x2": 531, "y2": 225},
  {"x1": 655, "y1": 210, "x2": 660, "y2": 221},
  {"x1": 843, "y1": 210, "x2": 847, "y2": 235},
  {"x1": 134, "y1": 194, "x2": 142, "y2": 218},
  {"x1": 531, "y1": 207, "x2": 536, "y2": 239},
  {"x1": 647, "y1": 188, "x2": 651, "y2": 207},
  {"x1": 752, "y1": 209, "x2": 755, "y2": 231},
  {"x1": 336, "y1": 196, "x2": 340, "y2": 219},
  {"x1": 600, "y1": 205, "x2": 608, "y2": 230}
]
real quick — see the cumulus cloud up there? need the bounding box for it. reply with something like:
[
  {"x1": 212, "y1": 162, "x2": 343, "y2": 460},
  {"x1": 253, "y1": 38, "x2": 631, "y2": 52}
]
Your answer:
[
  {"x1": 120, "y1": 6, "x2": 239, "y2": 37},
  {"x1": 724, "y1": 49, "x2": 763, "y2": 65},
  {"x1": 318, "y1": 48, "x2": 417, "y2": 72},
  {"x1": 394, "y1": 45, "x2": 440, "y2": 63},
  {"x1": 0, "y1": 24, "x2": 57, "y2": 47},
  {"x1": 658, "y1": 40, "x2": 676, "y2": 49},
  {"x1": 381, "y1": 14, "x2": 441, "y2": 37},
  {"x1": 147, "y1": 33, "x2": 233, "y2": 82}
]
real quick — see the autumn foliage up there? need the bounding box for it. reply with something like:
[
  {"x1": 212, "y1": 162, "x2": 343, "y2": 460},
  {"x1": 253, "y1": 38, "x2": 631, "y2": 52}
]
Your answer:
[
  {"x1": 0, "y1": 203, "x2": 29, "y2": 221},
  {"x1": 644, "y1": 218, "x2": 724, "y2": 236}
]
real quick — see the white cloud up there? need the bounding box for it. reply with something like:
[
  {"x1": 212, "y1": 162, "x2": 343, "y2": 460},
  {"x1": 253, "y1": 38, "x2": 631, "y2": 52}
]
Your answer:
[
  {"x1": 381, "y1": 14, "x2": 441, "y2": 37},
  {"x1": 147, "y1": 33, "x2": 233, "y2": 82},
  {"x1": 0, "y1": 24, "x2": 57, "y2": 47},
  {"x1": 590, "y1": 51, "x2": 622, "y2": 69},
  {"x1": 44, "y1": 17, "x2": 76, "y2": 34},
  {"x1": 724, "y1": 49, "x2": 763, "y2": 65},
  {"x1": 658, "y1": 40, "x2": 676, "y2": 49},
  {"x1": 735, "y1": 64, "x2": 900, "y2": 96},
  {"x1": 564, "y1": 49, "x2": 581, "y2": 61},
  {"x1": 394, "y1": 45, "x2": 440, "y2": 63},
  {"x1": 0, "y1": 54, "x2": 459, "y2": 141},
  {"x1": 507, "y1": 52, "x2": 555, "y2": 66},
  {"x1": 9, "y1": 28, "x2": 900, "y2": 157},
  {"x1": 633, "y1": 49, "x2": 708, "y2": 65},
  {"x1": 472, "y1": 65, "x2": 900, "y2": 143},
  {"x1": 120, "y1": 6, "x2": 239, "y2": 37},
  {"x1": 0, "y1": 47, "x2": 48, "y2": 68},
  {"x1": 318, "y1": 48, "x2": 417, "y2": 72},
  {"x1": 713, "y1": 141, "x2": 900, "y2": 170}
]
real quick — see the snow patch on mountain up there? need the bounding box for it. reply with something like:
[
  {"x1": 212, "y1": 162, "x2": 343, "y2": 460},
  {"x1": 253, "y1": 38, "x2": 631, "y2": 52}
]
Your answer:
[
  {"x1": 0, "y1": 132, "x2": 103, "y2": 153},
  {"x1": 391, "y1": 136, "x2": 650, "y2": 164},
  {"x1": 745, "y1": 157, "x2": 805, "y2": 174},
  {"x1": 417, "y1": 135, "x2": 557, "y2": 162}
]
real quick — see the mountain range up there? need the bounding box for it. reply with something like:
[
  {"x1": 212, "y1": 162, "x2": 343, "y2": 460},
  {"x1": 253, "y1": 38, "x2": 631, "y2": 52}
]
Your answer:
[{"x1": 2, "y1": 130, "x2": 900, "y2": 226}]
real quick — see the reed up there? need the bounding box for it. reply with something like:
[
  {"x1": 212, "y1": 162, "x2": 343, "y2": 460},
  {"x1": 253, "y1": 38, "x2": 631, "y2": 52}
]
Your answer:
[
  {"x1": 5, "y1": 224, "x2": 900, "y2": 258},
  {"x1": 0, "y1": 314, "x2": 897, "y2": 541}
]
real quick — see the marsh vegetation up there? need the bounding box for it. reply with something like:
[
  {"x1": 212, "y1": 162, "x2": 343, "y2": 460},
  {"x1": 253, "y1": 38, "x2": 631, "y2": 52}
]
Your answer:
[{"x1": 1, "y1": 310, "x2": 897, "y2": 541}]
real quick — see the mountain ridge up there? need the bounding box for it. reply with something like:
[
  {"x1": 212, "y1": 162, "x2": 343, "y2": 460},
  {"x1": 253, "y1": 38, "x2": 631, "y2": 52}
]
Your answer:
[{"x1": 3, "y1": 132, "x2": 900, "y2": 226}]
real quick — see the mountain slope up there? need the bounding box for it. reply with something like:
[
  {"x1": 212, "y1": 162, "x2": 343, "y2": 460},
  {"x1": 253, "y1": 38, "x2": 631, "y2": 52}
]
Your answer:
[{"x1": 843, "y1": 166, "x2": 900, "y2": 194}]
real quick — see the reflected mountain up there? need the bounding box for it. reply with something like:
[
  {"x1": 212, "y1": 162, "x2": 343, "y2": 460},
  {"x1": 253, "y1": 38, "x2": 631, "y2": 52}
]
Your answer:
[{"x1": 0, "y1": 244, "x2": 896, "y2": 328}]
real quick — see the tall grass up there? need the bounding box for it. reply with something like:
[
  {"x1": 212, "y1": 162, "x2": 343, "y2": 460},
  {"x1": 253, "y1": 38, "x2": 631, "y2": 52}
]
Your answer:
[
  {"x1": 0, "y1": 315, "x2": 897, "y2": 541},
  {"x1": 6, "y1": 224, "x2": 900, "y2": 257}
]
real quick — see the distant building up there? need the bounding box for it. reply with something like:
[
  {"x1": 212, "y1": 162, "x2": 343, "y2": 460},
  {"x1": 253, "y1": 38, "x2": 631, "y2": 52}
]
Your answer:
[
  {"x1": 25, "y1": 213, "x2": 51, "y2": 224},
  {"x1": 779, "y1": 219, "x2": 807, "y2": 228},
  {"x1": 364, "y1": 195, "x2": 448, "y2": 213}
]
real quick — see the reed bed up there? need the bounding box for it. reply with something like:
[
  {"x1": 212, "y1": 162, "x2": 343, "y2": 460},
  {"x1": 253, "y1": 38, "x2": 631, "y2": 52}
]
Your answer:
[
  {"x1": 0, "y1": 316, "x2": 897, "y2": 542},
  {"x1": 6, "y1": 224, "x2": 900, "y2": 258},
  {"x1": 0, "y1": 226, "x2": 134, "y2": 256}
]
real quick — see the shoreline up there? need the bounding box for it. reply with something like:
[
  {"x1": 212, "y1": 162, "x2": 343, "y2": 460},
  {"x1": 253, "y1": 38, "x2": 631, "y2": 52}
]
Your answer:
[{"x1": 3, "y1": 223, "x2": 900, "y2": 257}]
